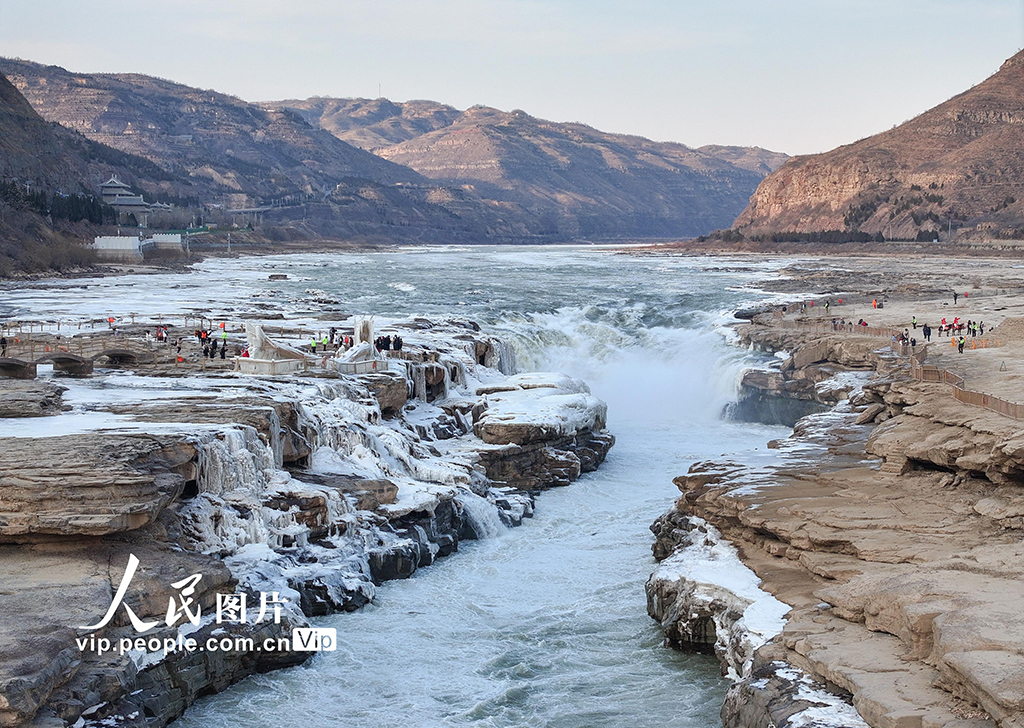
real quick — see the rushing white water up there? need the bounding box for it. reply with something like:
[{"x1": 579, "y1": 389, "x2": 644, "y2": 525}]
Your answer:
[{"x1": 2, "y1": 246, "x2": 791, "y2": 727}]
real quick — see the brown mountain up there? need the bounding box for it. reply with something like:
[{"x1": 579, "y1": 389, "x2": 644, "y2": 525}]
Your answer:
[
  {"x1": 269, "y1": 97, "x2": 462, "y2": 151},
  {"x1": 0, "y1": 58, "x2": 424, "y2": 208},
  {"x1": 3, "y1": 55, "x2": 788, "y2": 243},
  {"x1": 0, "y1": 60, "x2": 557, "y2": 243},
  {"x1": 736, "y1": 50, "x2": 1024, "y2": 240},
  {"x1": 275, "y1": 98, "x2": 789, "y2": 238},
  {"x1": 0, "y1": 69, "x2": 169, "y2": 194},
  {"x1": 0, "y1": 69, "x2": 188, "y2": 274}
]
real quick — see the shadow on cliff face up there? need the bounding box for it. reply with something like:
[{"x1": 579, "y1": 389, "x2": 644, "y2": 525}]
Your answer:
[{"x1": 725, "y1": 393, "x2": 829, "y2": 428}]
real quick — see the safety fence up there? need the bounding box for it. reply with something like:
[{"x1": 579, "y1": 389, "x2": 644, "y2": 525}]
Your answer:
[
  {"x1": 776, "y1": 319, "x2": 900, "y2": 339},
  {"x1": 911, "y1": 364, "x2": 1024, "y2": 420}
]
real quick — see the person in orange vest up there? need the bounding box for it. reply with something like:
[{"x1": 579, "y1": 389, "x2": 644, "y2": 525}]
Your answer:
[{"x1": 872, "y1": 299, "x2": 877, "y2": 309}]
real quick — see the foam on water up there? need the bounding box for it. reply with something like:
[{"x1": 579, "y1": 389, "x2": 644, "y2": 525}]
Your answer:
[
  {"x1": 5, "y1": 247, "x2": 795, "y2": 727},
  {"x1": 457, "y1": 491, "x2": 508, "y2": 540}
]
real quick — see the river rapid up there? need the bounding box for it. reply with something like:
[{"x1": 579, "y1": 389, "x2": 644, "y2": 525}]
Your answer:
[{"x1": 2, "y1": 246, "x2": 790, "y2": 727}]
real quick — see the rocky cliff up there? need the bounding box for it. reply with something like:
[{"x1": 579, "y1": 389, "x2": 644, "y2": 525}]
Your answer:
[
  {"x1": 648, "y1": 315, "x2": 1024, "y2": 728},
  {"x1": 0, "y1": 317, "x2": 613, "y2": 727},
  {"x1": 735, "y1": 49, "x2": 1024, "y2": 241}
]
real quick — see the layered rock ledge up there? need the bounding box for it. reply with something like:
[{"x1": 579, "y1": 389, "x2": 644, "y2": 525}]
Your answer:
[
  {"x1": 649, "y1": 313, "x2": 1024, "y2": 728},
  {"x1": 0, "y1": 316, "x2": 613, "y2": 727}
]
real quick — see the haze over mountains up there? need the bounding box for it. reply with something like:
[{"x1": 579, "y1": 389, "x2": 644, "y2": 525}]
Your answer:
[
  {"x1": 735, "y1": 49, "x2": 1024, "y2": 241},
  {"x1": 0, "y1": 57, "x2": 786, "y2": 244},
  {"x1": 273, "y1": 96, "x2": 788, "y2": 237}
]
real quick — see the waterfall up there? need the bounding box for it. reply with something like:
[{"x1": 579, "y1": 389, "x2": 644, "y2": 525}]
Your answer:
[
  {"x1": 456, "y1": 491, "x2": 506, "y2": 539},
  {"x1": 194, "y1": 426, "x2": 277, "y2": 497}
]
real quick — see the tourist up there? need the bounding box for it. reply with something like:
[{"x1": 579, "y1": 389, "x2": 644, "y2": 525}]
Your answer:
[
  {"x1": 0, "y1": 336, "x2": 6, "y2": 357},
  {"x1": 220, "y1": 344, "x2": 226, "y2": 360},
  {"x1": 912, "y1": 316, "x2": 917, "y2": 329},
  {"x1": 202, "y1": 342, "x2": 209, "y2": 358},
  {"x1": 394, "y1": 335, "x2": 403, "y2": 351},
  {"x1": 209, "y1": 339, "x2": 218, "y2": 359},
  {"x1": 923, "y1": 324, "x2": 931, "y2": 342},
  {"x1": 321, "y1": 333, "x2": 329, "y2": 351},
  {"x1": 175, "y1": 337, "x2": 182, "y2": 354},
  {"x1": 872, "y1": 299, "x2": 877, "y2": 309},
  {"x1": 310, "y1": 336, "x2": 317, "y2": 354},
  {"x1": 954, "y1": 292, "x2": 958, "y2": 304}
]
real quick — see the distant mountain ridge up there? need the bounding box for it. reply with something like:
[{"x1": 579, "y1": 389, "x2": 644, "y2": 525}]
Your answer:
[
  {"x1": 735, "y1": 49, "x2": 1024, "y2": 240},
  {"x1": 1, "y1": 56, "x2": 788, "y2": 243},
  {"x1": 0, "y1": 58, "x2": 423, "y2": 207},
  {"x1": 270, "y1": 97, "x2": 789, "y2": 238},
  {"x1": 270, "y1": 97, "x2": 462, "y2": 151}
]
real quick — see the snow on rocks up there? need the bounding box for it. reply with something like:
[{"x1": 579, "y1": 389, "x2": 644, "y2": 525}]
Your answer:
[
  {"x1": 0, "y1": 315, "x2": 614, "y2": 728},
  {"x1": 473, "y1": 373, "x2": 607, "y2": 445},
  {"x1": 645, "y1": 516, "x2": 789, "y2": 680}
]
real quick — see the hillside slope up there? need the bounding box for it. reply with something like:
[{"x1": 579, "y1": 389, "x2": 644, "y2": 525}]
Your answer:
[
  {"x1": 275, "y1": 98, "x2": 789, "y2": 238},
  {"x1": 0, "y1": 58, "x2": 424, "y2": 208},
  {"x1": 735, "y1": 50, "x2": 1024, "y2": 240},
  {"x1": 269, "y1": 97, "x2": 461, "y2": 151},
  {"x1": 0, "y1": 70, "x2": 188, "y2": 274}
]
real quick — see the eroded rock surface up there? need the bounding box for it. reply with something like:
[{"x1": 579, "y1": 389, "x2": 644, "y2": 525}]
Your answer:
[
  {"x1": 0, "y1": 381, "x2": 68, "y2": 418},
  {"x1": 652, "y1": 319, "x2": 1024, "y2": 728},
  {"x1": 0, "y1": 318, "x2": 615, "y2": 728}
]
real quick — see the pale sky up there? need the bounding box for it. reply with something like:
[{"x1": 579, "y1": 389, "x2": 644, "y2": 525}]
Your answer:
[{"x1": 1, "y1": 0, "x2": 1021, "y2": 156}]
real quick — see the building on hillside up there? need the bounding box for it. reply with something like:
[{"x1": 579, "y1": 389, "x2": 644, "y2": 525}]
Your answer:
[{"x1": 98, "y1": 176, "x2": 165, "y2": 228}]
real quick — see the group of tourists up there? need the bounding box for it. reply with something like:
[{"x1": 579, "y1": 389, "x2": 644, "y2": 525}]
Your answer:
[
  {"x1": 374, "y1": 335, "x2": 403, "y2": 353},
  {"x1": 308, "y1": 328, "x2": 358, "y2": 354},
  {"x1": 194, "y1": 327, "x2": 229, "y2": 360},
  {"x1": 893, "y1": 330, "x2": 918, "y2": 348},
  {"x1": 906, "y1": 312, "x2": 986, "y2": 354},
  {"x1": 830, "y1": 318, "x2": 871, "y2": 331},
  {"x1": 928, "y1": 317, "x2": 984, "y2": 338}
]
